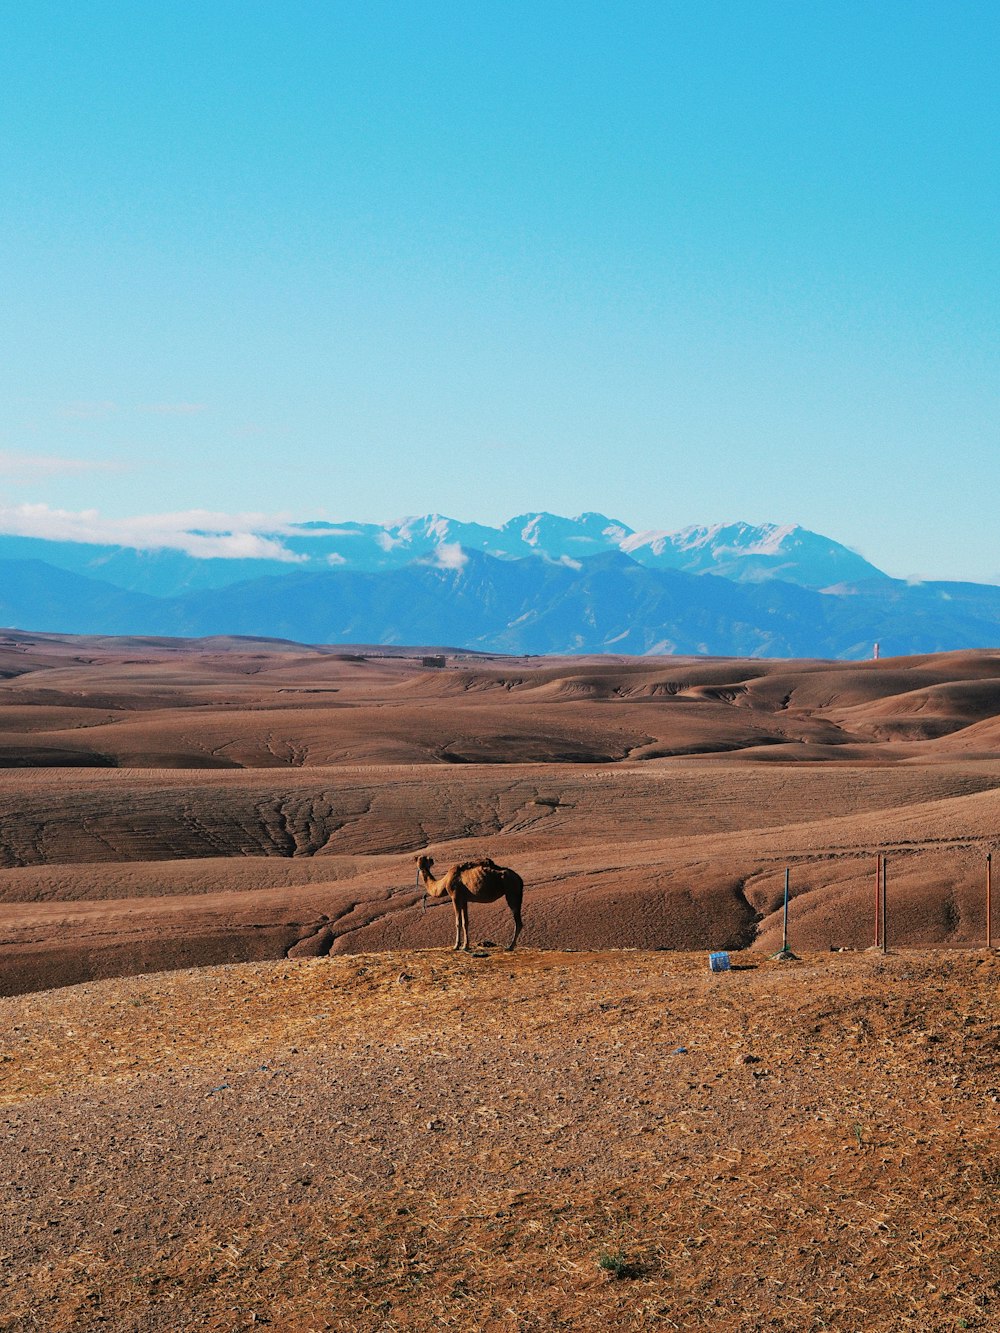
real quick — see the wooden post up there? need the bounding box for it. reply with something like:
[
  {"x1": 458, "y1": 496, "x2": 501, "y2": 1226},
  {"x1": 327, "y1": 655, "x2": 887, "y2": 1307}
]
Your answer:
[{"x1": 882, "y1": 854, "x2": 888, "y2": 955}]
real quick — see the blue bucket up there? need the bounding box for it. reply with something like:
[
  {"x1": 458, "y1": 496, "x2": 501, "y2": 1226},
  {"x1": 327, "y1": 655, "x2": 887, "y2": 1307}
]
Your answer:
[{"x1": 709, "y1": 951, "x2": 731, "y2": 973}]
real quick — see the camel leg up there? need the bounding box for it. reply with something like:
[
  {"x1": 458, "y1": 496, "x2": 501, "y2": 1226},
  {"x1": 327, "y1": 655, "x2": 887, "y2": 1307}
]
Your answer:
[
  {"x1": 452, "y1": 897, "x2": 463, "y2": 951},
  {"x1": 459, "y1": 900, "x2": 472, "y2": 951},
  {"x1": 505, "y1": 888, "x2": 523, "y2": 951},
  {"x1": 507, "y1": 906, "x2": 522, "y2": 950}
]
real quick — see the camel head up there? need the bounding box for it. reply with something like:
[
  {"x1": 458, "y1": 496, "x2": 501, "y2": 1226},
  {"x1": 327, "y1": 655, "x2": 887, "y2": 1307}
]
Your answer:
[{"x1": 414, "y1": 853, "x2": 434, "y2": 873}]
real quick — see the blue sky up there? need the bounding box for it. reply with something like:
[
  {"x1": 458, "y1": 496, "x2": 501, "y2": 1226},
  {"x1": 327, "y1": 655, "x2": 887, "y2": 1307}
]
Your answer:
[{"x1": 1, "y1": 1, "x2": 997, "y2": 580}]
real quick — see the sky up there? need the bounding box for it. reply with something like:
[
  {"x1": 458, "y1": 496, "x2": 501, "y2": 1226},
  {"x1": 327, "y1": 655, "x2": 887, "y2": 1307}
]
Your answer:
[{"x1": 1, "y1": 0, "x2": 998, "y2": 581}]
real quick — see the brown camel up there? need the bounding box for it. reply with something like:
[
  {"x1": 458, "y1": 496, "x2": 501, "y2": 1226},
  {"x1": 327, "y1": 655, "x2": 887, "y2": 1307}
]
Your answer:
[{"x1": 414, "y1": 854, "x2": 524, "y2": 952}]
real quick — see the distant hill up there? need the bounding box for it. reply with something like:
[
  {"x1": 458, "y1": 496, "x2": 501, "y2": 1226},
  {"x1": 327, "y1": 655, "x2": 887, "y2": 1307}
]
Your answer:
[{"x1": 0, "y1": 559, "x2": 164, "y2": 638}]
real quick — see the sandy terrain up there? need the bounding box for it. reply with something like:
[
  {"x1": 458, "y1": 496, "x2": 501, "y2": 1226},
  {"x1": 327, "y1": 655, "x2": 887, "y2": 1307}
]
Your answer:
[{"x1": 2, "y1": 634, "x2": 1000, "y2": 993}]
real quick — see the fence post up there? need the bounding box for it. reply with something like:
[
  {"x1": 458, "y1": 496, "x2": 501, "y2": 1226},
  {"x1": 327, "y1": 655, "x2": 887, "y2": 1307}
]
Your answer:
[
  {"x1": 771, "y1": 867, "x2": 797, "y2": 961},
  {"x1": 988, "y1": 852, "x2": 993, "y2": 950},
  {"x1": 874, "y1": 854, "x2": 882, "y2": 949}
]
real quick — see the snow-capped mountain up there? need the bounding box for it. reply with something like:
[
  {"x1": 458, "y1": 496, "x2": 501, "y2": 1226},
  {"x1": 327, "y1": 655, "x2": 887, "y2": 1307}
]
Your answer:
[
  {"x1": 0, "y1": 514, "x2": 887, "y2": 596},
  {"x1": 619, "y1": 522, "x2": 884, "y2": 586}
]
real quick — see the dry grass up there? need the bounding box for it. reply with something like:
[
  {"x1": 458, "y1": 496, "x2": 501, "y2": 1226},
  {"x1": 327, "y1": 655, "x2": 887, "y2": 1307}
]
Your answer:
[{"x1": 2, "y1": 948, "x2": 998, "y2": 1331}]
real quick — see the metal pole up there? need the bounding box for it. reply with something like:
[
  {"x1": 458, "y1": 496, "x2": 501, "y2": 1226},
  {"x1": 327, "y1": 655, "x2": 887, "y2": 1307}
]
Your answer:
[
  {"x1": 988, "y1": 852, "x2": 992, "y2": 950},
  {"x1": 770, "y1": 868, "x2": 796, "y2": 961},
  {"x1": 881, "y1": 854, "x2": 888, "y2": 955},
  {"x1": 874, "y1": 854, "x2": 882, "y2": 949}
]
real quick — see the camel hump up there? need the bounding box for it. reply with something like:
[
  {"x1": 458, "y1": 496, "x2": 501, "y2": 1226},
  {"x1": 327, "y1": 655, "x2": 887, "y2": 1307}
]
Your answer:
[
  {"x1": 453, "y1": 857, "x2": 499, "y2": 874},
  {"x1": 460, "y1": 861, "x2": 524, "y2": 897}
]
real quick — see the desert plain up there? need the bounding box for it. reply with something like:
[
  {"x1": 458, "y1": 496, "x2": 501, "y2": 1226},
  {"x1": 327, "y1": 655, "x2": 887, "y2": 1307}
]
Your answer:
[{"x1": 1, "y1": 632, "x2": 999, "y2": 1330}]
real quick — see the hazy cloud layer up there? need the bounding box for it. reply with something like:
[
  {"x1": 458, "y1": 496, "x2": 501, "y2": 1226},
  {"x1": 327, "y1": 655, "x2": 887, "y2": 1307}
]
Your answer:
[
  {"x1": 0, "y1": 451, "x2": 121, "y2": 478},
  {"x1": 0, "y1": 504, "x2": 304, "y2": 561},
  {"x1": 58, "y1": 402, "x2": 118, "y2": 420},
  {"x1": 58, "y1": 401, "x2": 209, "y2": 416},
  {"x1": 137, "y1": 403, "x2": 208, "y2": 415}
]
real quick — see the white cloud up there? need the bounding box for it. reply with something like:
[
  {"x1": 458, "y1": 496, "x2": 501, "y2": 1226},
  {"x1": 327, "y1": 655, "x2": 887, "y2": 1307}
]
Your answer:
[
  {"x1": 0, "y1": 451, "x2": 121, "y2": 478},
  {"x1": 432, "y1": 542, "x2": 468, "y2": 570},
  {"x1": 0, "y1": 504, "x2": 306, "y2": 562}
]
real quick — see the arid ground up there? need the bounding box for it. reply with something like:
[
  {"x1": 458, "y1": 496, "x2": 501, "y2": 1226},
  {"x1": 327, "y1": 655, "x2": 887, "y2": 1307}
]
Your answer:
[
  {"x1": 3, "y1": 633, "x2": 1000, "y2": 990},
  {"x1": 1, "y1": 633, "x2": 999, "y2": 1329},
  {"x1": 2, "y1": 949, "x2": 998, "y2": 1331}
]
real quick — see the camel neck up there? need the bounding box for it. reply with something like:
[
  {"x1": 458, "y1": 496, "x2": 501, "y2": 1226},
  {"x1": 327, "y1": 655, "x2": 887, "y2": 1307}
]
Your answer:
[{"x1": 419, "y1": 866, "x2": 443, "y2": 895}]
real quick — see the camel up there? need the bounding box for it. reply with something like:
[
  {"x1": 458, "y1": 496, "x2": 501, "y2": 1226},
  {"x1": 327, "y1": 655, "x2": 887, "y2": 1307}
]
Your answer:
[{"x1": 414, "y1": 854, "x2": 524, "y2": 952}]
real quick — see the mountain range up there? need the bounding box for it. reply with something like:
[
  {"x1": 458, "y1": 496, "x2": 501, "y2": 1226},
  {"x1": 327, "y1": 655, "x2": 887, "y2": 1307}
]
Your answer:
[{"x1": 0, "y1": 513, "x2": 997, "y2": 658}]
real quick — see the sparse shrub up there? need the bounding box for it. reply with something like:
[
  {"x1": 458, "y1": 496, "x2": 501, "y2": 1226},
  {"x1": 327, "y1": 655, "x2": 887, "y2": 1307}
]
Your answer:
[{"x1": 598, "y1": 1249, "x2": 639, "y2": 1280}]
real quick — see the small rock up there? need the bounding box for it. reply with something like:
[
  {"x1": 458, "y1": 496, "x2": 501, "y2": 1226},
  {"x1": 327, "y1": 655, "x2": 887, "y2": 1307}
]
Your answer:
[{"x1": 427, "y1": 1119, "x2": 445, "y2": 1132}]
